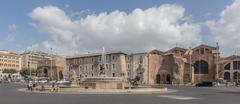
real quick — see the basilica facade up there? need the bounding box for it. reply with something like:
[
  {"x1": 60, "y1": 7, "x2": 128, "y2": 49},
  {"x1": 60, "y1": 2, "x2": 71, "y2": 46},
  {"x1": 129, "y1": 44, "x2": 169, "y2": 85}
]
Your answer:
[{"x1": 128, "y1": 44, "x2": 221, "y2": 85}]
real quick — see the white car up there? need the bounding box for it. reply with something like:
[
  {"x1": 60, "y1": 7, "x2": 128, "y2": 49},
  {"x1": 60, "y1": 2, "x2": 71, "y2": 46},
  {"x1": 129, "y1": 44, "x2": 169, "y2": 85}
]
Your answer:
[
  {"x1": 38, "y1": 80, "x2": 48, "y2": 83},
  {"x1": 57, "y1": 80, "x2": 70, "y2": 84}
]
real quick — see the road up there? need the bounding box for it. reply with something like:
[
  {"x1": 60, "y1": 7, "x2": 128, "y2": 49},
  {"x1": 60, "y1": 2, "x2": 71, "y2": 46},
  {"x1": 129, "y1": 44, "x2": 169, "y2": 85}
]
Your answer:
[{"x1": 1, "y1": 83, "x2": 240, "y2": 104}]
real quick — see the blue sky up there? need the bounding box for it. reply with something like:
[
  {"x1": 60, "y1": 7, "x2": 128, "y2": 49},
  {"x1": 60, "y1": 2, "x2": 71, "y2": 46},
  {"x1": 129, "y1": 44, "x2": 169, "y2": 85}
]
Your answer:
[{"x1": 0, "y1": 0, "x2": 238, "y2": 55}]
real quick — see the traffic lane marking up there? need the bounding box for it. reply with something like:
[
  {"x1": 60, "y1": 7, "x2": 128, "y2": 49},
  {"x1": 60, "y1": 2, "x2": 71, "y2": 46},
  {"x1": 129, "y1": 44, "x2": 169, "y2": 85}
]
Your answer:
[{"x1": 158, "y1": 95, "x2": 200, "y2": 100}]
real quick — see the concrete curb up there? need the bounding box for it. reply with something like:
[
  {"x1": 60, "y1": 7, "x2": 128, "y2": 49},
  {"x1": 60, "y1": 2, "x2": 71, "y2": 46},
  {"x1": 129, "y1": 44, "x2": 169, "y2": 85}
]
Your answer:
[{"x1": 18, "y1": 88, "x2": 177, "y2": 95}]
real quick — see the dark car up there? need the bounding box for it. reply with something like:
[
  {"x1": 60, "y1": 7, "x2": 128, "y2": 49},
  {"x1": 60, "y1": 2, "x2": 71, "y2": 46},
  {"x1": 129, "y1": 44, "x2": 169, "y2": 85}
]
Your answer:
[{"x1": 196, "y1": 81, "x2": 213, "y2": 87}]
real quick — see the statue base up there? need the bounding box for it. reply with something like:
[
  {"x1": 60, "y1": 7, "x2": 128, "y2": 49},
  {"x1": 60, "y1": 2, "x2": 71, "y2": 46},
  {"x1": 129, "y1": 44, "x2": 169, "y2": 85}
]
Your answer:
[{"x1": 82, "y1": 77, "x2": 124, "y2": 89}]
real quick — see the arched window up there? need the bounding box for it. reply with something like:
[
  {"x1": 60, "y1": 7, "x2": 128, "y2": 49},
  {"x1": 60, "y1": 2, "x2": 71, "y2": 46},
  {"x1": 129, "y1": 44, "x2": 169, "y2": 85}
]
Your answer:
[
  {"x1": 194, "y1": 60, "x2": 209, "y2": 74},
  {"x1": 224, "y1": 63, "x2": 231, "y2": 70},
  {"x1": 224, "y1": 72, "x2": 230, "y2": 82},
  {"x1": 233, "y1": 72, "x2": 240, "y2": 80}
]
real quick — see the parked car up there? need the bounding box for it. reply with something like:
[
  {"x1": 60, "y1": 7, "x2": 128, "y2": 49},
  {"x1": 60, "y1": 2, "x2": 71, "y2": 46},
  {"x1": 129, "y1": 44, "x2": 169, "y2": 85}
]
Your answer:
[
  {"x1": 49, "y1": 80, "x2": 57, "y2": 84},
  {"x1": 57, "y1": 80, "x2": 70, "y2": 84},
  {"x1": 38, "y1": 80, "x2": 48, "y2": 83},
  {"x1": 196, "y1": 81, "x2": 213, "y2": 87}
]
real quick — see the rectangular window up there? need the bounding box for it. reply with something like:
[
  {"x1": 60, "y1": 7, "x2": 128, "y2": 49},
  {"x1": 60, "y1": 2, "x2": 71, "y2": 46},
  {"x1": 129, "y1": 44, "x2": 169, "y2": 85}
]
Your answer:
[
  {"x1": 106, "y1": 56, "x2": 108, "y2": 61},
  {"x1": 234, "y1": 61, "x2": 238, "y2": 69},
  {"x1": 112, "y1": 56, "x2": 115, "y2": 60},
  {"x1": 200, "y1": 48, "x2": 204, "y2": 54},
  {"x1": 112, "y1": 64, "x2": 115, "y2": 69},
  {"x1": 196, "y1": 49, "x2": 199, "y2": 54},
  {"x1": 233, "y1": 61, "x2": 240, "y2": 70}
]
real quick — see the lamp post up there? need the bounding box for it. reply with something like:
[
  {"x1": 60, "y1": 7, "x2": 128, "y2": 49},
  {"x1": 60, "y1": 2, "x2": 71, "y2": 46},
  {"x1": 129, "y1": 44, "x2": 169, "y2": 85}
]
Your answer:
[
  {"x1": 198, "y1": 52, "x2": 201, "y2": 83},
  {"x1": 236, "y1": 51, "x2": 239, "y2": 84},
  {"x1": 215, "y1": 42, "x2": 220, "y2": 85},
  {"x1": 79, "y1": 65, "x2": 81, "y2": 79},
  {"x1": 50, "y1": 48, "x2": 53, "y2": 81},
  {"x1": 29, "y1": 44, "x2": 33, "y2": 80}
]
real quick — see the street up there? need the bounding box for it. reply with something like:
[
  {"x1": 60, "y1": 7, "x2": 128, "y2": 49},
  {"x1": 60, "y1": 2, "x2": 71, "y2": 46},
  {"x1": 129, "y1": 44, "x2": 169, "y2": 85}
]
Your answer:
[{"x1": 1, "y1": 83, "x2": 240, "y2": 104}]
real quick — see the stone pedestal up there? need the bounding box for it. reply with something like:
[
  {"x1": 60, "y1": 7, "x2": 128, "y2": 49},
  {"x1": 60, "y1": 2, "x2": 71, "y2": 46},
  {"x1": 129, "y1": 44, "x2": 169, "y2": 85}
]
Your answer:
[
  {"x1": 83, "y1": 81, "x2": 124, "y2": 89},
  {"x1": 82, "y1": 77, "x2": 124, "y2": 89}
]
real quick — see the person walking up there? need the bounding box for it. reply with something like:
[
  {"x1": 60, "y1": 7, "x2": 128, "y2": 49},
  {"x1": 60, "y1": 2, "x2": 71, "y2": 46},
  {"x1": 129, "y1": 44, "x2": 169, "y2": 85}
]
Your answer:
[
  {"x1": 51, "y1": 82, "x2": 55, "y2": 92},
  {"x1": 28, "y1": 81, "x2": 33, "y2": 91}
]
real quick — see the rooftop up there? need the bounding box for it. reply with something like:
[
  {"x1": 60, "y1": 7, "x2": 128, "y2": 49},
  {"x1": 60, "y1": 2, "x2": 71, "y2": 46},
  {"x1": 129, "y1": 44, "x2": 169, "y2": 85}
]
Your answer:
[
  {"x1": 0, "y1": 50, "x2": 19, "y2": 55},
  {"x1": 66, "y1": 51, "x2": 126, "y2": 59}
]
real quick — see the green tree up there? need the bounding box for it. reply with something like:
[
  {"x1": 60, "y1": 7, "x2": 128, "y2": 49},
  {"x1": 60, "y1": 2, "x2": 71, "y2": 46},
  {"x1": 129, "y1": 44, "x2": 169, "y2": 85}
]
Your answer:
[
  {"x1": 20, "y1": 68, "x2": 36, "y2": 77},
  {"x1": 3, "y1": 69, "x2": 18, "y2": 78},
  {"x1": 3, "y1": 69, "x2": 18, "y2": 74}
]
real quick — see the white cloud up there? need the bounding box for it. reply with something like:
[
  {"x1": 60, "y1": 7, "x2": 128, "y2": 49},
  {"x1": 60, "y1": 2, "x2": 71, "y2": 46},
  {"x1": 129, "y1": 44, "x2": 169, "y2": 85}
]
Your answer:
[
  {"x1": 207, "y1": 0, "x2": 240, "y2": 55},
  {"x1": 6, "y1": 24, "x2": 17, "y2": 42},
  {"x1": 29, "y1": 5, "x2": 201, "y2": 55}
]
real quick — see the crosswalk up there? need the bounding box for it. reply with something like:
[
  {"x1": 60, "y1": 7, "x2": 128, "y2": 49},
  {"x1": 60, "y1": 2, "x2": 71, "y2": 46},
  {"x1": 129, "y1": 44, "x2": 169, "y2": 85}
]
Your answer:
[{"x1": 158, "y1": 95, "x2": 199, "y2": 100}]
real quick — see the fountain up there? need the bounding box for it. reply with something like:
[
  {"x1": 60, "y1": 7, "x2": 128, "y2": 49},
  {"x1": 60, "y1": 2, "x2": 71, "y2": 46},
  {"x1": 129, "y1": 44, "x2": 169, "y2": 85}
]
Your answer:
[{"x1": 81, "y1": 47, "x2": 125, "y2": 89}]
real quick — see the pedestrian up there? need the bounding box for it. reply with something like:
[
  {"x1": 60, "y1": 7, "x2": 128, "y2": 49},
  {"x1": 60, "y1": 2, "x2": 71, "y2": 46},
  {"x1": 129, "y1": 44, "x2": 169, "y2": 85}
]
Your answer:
[
  {"x1": 51, "y1": 83, "x2": 55, "y2": 92},
  {"x1": 41, "y1": 84, "x2": 45, "y2": 91},
  {"x1": 28, "y1": 81, "x2": 33, "y2": 91},
  {"x1": 26, "y1": 80, "x2": 29, "y2": 90},
  {"x1": 56, "y1": 83, "x2": 59, "y2": 92}
]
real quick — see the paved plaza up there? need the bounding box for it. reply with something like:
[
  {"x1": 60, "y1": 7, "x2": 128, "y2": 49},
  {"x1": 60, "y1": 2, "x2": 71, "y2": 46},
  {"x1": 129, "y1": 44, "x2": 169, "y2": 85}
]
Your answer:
[{"x1": 1, "y1": 83, "x2": 240, "y2": 104}]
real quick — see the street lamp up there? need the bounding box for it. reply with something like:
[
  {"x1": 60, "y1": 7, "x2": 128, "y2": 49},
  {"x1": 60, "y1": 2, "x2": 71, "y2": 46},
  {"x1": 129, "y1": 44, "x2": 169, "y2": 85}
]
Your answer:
[
  {"x1": 198, "y1": 52, "x2": 201, "y2": 83},
  {"x1": 29, "y1": 44, "x2": 33, "y2": 80},
  {"x1": 236, "y1": 51, "x2": 239, "y2": 84},
  {"x1": 50, "y1": 48, "x2": 53, "y2": 81},
  {"x1": 215, "y1": 42, "x2": 220, "y2": 85}
]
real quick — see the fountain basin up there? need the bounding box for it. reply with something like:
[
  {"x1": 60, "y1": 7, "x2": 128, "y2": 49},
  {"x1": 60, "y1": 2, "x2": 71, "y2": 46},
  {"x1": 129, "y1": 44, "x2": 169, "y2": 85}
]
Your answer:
[{"x1": 81, "y1": 77, "x2": 125, "y2": 89}]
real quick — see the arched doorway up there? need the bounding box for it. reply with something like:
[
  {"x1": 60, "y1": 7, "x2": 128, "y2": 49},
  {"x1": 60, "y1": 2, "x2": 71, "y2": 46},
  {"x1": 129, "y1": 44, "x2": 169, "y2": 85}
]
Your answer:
[
  {"x1": 156, "y1": 74, "x2": 161, "y2": 84},
  {"x1": 59, "y1": 71, "x2": 63, "y2": 80},
  {"x1": 44, "y1": 68, "x2": 48, "y2": 77},
  {"x1": 166, "y1": 74, "x2": 171, "y2": 84},
  {"x1": 224, "y1": 72, "x2": 230, "y2": 82}
]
